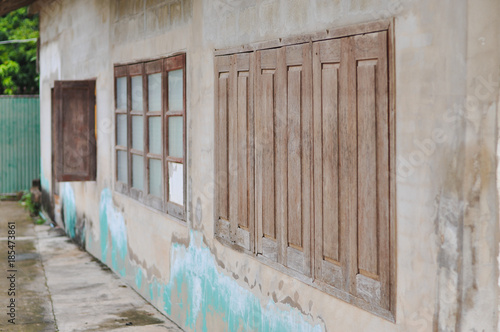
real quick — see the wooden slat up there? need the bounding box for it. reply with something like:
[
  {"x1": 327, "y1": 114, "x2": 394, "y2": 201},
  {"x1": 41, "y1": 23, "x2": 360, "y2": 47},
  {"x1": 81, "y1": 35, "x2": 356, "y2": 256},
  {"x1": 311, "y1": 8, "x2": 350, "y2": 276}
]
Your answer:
[
  {"x1": 262, "y1": 72, "x2": 275, "y2": 239},
  {"x1": 300, "y1": 42, "x2": 313, "y2": 276},
  {"x1": 228, "y1": 55, "x2": 239, "y2": 237},
  {"x1": 322, "y1": 64, "x2": 340, "y2": 262},
  {"x1": 287, "y1": 67, "x2": 302, "y2": 249},
  {"x1": 312, "y1": 42, "x2": 323, "y2": 278},
  {"x1": 387, "y1": 22, "x2": 396, "y2": 316},
  {"x1": 339, "y1": 36, "x2": 358, "y2": 294},
  {"x1": 357, "y1": 60, "x2": 378, "y2": 276},
  {"x1": 237, "y1": 73, "x2": 248, "y2": 229},
  {"x1": 276, "y1": 47, "x2": 288, "y2": 265},
  {"x1": 254, "y1": 51, "x2": 264, "y2": 253},
  {"x1": 374, "y1": 31, "x2": 390, "y2": 310},
  {"x1": 217, "y1": 70, "x2": 229, "y2": 219},
  {"x1": 248, "y1": 52, "x2": 256, "y2": 252}
]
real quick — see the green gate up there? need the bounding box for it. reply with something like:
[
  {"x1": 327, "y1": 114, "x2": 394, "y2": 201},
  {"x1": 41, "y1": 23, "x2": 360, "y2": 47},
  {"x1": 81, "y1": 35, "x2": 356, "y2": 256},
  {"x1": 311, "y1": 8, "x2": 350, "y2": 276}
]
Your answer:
[{"x1": 0, "y1": 95, "x2": 40, "y2": 194}]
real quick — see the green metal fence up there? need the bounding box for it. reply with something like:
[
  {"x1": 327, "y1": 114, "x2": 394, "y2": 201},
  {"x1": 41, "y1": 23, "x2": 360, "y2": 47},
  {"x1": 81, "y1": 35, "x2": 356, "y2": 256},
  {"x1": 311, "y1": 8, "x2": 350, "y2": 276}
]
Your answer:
[{"x1": 0, "y1": 95, "x2": 40, "y2": 194}]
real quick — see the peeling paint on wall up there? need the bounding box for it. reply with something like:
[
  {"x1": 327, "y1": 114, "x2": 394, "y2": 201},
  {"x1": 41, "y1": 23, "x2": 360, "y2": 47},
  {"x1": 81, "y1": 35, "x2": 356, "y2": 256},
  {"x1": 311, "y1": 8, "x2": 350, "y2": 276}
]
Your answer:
[
  {"x1": 163, "y1": 231, "x2": 324, "y2": 332},
  {"x1": 99, "y1": 188, "x2": 128, "y2": 276},
  {"x1": 135, "y1": 267, "x2": 143, "y2": 290},
  {"x1": 97, "y1": 188, "x2": 323, "y2": 331},
  {"x1": 62, "y1": 183, "x2": 76, "y2": 239}
]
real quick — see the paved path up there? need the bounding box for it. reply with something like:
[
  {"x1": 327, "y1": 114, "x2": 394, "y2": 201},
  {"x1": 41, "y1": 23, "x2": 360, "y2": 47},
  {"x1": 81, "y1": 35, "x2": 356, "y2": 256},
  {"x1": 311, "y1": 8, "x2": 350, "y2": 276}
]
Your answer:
[{"x1": 0, "y1": 201, "x2": 183, "y2": 332}]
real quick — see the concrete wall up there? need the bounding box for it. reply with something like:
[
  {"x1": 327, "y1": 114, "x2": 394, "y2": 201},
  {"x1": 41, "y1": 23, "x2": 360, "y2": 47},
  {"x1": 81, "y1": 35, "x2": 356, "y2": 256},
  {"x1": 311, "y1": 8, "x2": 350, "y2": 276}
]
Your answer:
[{"x1": 37, "y1": 0, "x2": 499, "y2": 330}]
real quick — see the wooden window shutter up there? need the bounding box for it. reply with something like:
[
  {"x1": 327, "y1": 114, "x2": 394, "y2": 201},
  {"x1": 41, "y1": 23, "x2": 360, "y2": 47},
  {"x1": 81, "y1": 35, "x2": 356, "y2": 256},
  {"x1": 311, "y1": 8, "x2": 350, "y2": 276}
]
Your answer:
[
  {"x1": 313, "y1": 31, "x2": 391, "y2": 310},
  {"x1": 255, "y1": 44, "x2": 313, "y2": 276},
  {"x1": 215, "y1": 53, "x2": 255, "y2": 252},
  {"x1": 352, "y1": 31, "x2": 390, "y2": 310},
  {"x1": 313, "y1": 38, "x2": 344, "y2": 289},
  {"x1": 54, "y1": 80, "x2": 97, "y2": 182},
  {"x1": 214, "y1": 24, "x2": 394, "y2": 317}
]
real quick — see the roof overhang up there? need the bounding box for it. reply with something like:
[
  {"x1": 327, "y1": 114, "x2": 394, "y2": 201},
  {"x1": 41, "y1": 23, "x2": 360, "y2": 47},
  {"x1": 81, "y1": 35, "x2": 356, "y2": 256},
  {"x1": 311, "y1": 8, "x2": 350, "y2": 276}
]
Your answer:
[{"x1": 0, "y1": 0, "x2": 37, "y2": 16}]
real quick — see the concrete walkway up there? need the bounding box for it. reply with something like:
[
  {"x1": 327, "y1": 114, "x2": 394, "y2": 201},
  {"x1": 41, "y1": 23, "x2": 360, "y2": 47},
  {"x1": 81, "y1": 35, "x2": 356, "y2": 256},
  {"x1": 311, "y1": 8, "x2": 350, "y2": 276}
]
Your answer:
[{"x1": 0, "y1": 201, "x2": 183, "y2": 332}]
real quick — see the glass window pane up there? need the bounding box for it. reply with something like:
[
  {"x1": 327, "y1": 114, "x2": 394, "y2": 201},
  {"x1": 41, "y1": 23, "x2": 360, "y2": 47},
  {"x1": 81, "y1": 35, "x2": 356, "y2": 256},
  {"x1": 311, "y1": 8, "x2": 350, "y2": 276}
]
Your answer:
[
  {"x1": 132, "y1": 116, "x2": 143, "y2": 151},
  {"x1": 168, "y1": 162, "x2": 183, "y2": 205},
  {"x1": 116, "y1": 77, "x2": 127, "y2": 110},
  {"x1": 168, "y1": 116, "x2": 183, "y2": 158},
  {"x1": 148, "y1": 73, "x2": 161, "y2": 112},
  {"x1": 131, "y1": 76, "x2": 143, "y2": 111},
  {"x1": 168, "y1": 69, "x2": 183, "y2": 111},
  {"x1": 149, "y1": 159, "x2": 162, "y2": 197},
  {"x1": 132, "y1": 155, "x2": 144, "y2": 190},
  {"x1": 149, "y1": 116, "x2": 161, "y2": 154},
  {"x1": 117, "y1": 150, "x2": 128, "y2": 183},
  {"x1": 116, "y1": 114, "x2": 127, "y2": 146}
]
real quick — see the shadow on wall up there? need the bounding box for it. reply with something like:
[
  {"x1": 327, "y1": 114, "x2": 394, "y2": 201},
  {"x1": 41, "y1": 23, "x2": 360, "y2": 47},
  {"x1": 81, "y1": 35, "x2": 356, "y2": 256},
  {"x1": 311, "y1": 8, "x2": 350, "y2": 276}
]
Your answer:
[{"x1": 97, "y1": 188, "x2": 325, "y2": 332}]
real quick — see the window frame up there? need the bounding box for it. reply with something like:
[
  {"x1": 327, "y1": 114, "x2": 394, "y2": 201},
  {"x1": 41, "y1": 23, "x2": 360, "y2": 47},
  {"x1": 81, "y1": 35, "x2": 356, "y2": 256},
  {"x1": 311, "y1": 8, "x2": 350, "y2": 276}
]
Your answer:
[
  {"x1": 213, "y1": 20, "x2": 396, "y2": 321},
  {"x1": 114, "y1": 54, "x2": 186, "y2": 221}
]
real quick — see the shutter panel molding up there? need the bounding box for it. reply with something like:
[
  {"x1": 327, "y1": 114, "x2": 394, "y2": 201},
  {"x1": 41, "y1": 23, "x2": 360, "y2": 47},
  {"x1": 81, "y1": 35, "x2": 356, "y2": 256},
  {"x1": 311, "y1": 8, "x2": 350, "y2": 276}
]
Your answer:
[{"x1": 54, "y1": 80, "x2": 97, "y2": 182}]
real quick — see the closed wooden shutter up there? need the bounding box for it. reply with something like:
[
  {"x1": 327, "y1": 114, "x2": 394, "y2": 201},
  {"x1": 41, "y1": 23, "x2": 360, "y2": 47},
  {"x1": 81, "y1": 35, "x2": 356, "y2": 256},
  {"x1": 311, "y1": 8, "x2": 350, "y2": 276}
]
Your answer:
[
  {"x1": 215, "y1": 25, "x2": 393, "y2": 315},
  {"x1": 313, "y1": 31, "x2": 390, "y2": 309},
  {"x1": 255, "y1": 44, "x2": 313, "y2": 275},
  {"x1": 54, "y1": 80, "x2": 96, "y2": 182},
  {"x1": 215, "y1": 53, "x2": 254, "y2": 252},
  {"x1": 313, "y1": 38, "x2": 344, "y2": 289},
  {"x1": 353, "y1": 31, "x2": 390, "y2": 309}
]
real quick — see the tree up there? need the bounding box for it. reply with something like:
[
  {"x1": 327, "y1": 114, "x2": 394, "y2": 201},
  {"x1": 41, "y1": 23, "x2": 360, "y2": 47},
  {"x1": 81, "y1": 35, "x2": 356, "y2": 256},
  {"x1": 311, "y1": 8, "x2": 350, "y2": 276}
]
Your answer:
[{"x1": 0, "y1": 7, "x2": 38, "y2": 95}]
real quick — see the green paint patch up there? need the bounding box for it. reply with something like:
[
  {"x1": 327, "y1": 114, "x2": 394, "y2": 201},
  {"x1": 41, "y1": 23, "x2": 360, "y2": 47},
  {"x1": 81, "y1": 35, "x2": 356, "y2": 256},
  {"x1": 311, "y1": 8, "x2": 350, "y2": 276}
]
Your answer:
[
  {"x1": 62, "y1": 183, "x2": 76, "y2": 239},
  {"x1": 163, "y1": 231, "x2": 324, "y2": 332},
  {"x1": 99, "y1": 188, "x2": 128, "y2": 276},
  {"x1": 136, "y1": 267, "x2": 143, "y2": 290},
  {"x1": 95, "y1": 190, "x2": 323, "y2": 332}
]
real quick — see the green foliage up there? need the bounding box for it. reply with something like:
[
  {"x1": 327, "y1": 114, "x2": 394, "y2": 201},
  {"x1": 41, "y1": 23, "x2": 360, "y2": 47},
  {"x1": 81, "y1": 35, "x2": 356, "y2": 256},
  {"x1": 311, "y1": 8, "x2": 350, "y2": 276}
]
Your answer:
[
  {"x1": 19, "y1": 190, "x2": 40, "y2": 217},
  {"x1": 0, "y1": 7, "x2": 38, "y2": 95}
]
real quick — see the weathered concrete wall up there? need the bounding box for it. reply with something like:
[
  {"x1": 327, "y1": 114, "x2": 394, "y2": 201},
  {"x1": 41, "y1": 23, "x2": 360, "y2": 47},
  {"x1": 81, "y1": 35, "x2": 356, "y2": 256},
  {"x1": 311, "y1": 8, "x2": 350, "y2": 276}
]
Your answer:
[{"x1": 37, "y1": 0, "x2": 499, "y2": 330}]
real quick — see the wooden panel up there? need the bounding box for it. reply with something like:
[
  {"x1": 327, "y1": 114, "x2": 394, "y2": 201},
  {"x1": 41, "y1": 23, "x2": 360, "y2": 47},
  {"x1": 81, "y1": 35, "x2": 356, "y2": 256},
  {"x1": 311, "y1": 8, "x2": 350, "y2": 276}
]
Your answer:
[
  {"x1": 357, "y1": 60, "x2": 378, "y2": 277},
  {"x1": 228, "y1": 55, "x2": 239, "y2": 236},
  {"x1": 312, "y1": 42, "x2": 323, "y2": 279},
  {"x1": 237, "y1": 73, "x2": 248, "y2": 229},
  {"x1": 287, "y1": 67, "x2": 302, "y2": 249},
  {"x1": 216, "y1": 70, "x2": 229, "y2": 220},
  {"x1": 145, "y1": 59, "x2": 163, "y2": 74},
  {"x1": 164, "y1": 54, "x2": 185, "y2": 71},
  {"x1": 299, "y1": 43, "x2": 313, "y2": 277},
  {"x1": 247, "y1": 53, "x2": 256, "y2": 252},
  {"x1": 275, "y1": 47, "x2": 288, "y2": 265},
  {"x1": 114, "y1": 65, "x2": 128, "y2": 77},
  {"x1": 339, "y1": 36, "x2": 358, "y2": 294},
  {"x1": 322, "y1": 63, "x2": 340, "y2": 263},
  {"x1": 54, "y1": 80, "x2": 96, "y2": 182},
  {"x1": 228, "y1": 55, "x2": 239, "y2": 237},
  {"x1": 374, "y1": 31, "x2": 390, "y2": 309},
  {"x1": 261, "y1": 72, "x2": 275, "y2": 239}
]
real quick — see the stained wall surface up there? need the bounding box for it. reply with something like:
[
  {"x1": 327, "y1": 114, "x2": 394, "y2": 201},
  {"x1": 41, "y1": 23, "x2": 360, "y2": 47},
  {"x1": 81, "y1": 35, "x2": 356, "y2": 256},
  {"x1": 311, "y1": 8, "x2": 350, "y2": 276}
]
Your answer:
[{"x1": 37, "y1": 0, "x2": 500, "y2": 331}]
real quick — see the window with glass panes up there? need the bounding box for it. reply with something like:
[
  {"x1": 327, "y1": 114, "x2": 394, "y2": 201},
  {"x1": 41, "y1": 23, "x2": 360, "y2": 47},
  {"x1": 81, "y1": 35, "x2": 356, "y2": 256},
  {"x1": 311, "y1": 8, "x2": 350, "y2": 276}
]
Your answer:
[{"x1": 114, "y1": 54, "x2": 186, "y2": 220}]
